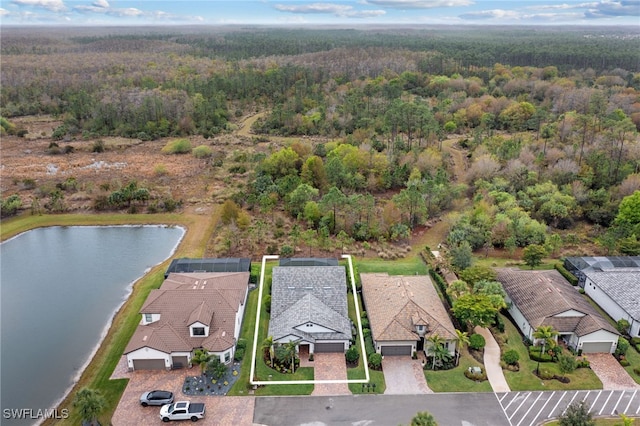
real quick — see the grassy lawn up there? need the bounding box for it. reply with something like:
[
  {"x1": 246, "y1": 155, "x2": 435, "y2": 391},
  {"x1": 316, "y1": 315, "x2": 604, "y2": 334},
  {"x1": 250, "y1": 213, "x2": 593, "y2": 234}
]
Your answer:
[
  {"x1": 2, "y1": 212, "x2": 216, "y2": 426},
  {"x1": 495, "y1": 313, "x2": 602, "y2": 391},
  {"x1": 545, "y1": 417, "x2": 639, "y2": 425},
  {"x1": 424, "y1": 349, "x2": 493, "y2": 393},
  {"x1": 355, "y1": 255, "x2": 428, "y2": 275}
]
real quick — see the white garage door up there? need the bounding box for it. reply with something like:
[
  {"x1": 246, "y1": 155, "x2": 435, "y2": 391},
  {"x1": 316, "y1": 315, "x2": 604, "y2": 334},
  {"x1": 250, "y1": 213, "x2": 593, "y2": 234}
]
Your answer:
[
  {"x1": 581, "y1": 342, "x2": 613, "y2": 353},
  {"x1": 132, "y1": 359, "x2": 166, "y2": 370}
]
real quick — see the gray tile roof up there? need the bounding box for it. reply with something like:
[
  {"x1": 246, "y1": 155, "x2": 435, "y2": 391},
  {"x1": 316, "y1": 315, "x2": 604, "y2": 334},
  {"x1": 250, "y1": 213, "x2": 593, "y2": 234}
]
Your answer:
[
  {"x1": 497, "y1": 268, "x2": 618, "y2": 337},
  {"x1": 585, "y1": 270, "x2": 640, "y2": 321},
  {"x1": 268, "y1": 266, "x2": 351, "y2": 342},
  {"x1": 125, "y1": 272, "x2": 249, "y2": 354},
  {"x1": 361, "y1": 273, "x2": 456, "y2": 343}
]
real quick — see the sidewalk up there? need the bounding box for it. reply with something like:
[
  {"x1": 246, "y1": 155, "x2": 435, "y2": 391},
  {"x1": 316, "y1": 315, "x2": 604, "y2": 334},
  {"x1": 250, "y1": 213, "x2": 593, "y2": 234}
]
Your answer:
[{"x1": 474, "y1": 326, "x2": 511, "y2": 393}]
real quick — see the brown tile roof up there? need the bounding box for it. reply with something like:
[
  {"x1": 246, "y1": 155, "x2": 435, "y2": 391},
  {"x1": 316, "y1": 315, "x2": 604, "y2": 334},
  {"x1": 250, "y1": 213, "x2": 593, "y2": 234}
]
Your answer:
[
  {"x1": 360, "y1": 273, "x2": 456, "y2": 342},
  {"x1": 124, "y1": 272, "x2": 249, "y2": 354},
  {"x1": 496, "y1": 268, "x2": 618, "y2": 337}
]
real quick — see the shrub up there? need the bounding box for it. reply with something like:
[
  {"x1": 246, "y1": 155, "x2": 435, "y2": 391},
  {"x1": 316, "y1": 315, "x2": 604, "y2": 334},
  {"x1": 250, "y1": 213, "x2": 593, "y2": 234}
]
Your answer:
[
  {"x1": 364, "y1": 335, "x2": 375, "y2": 356},
  {"x1": 464, "y1": 368, "x2": 487, "y2": 381},
  {"x1": 469, "y1": 333, "x2": 486, "y2": 351},
  {"x1": 529, "y1": 346, "x2": 553, "y2": 362},
  {"x1": 558, "y1": 354, "x2": 577, "y2": 376},
  {"x1": 0, "y1": 194, "x2": 22, "y2": 217},
  {"x1": 368, "y1": 353, "x2": 382, "y2": 370},
  {"x1": 192, "y1": 145, "x2": 213, "y2": 159},
  {"x1": 92, "y1": 140, "x2": 105, "y2": 153},
  {"x1": 345, "y1": 346, "x2": 359, "y2": 364},
  {"x1": 154, "y1": 164, "x2": 168, "y2": 176},
  {"x1": 616, "y1": 319, "x2": 631, "y2": 335},
  {"x1": 615, "y1": 337, "x2": 630, "y2": 358},
  {"x1": 538, "y1": 368, "x2": 555, "y2": 380},
  {"x1": 362, "y1": 328, "x2": 371, "y2": 338},
  {"x1": 161, "y1": 138, "x2": 192, "y2": 154},
  {"x1": 577, "y1": 358, "x2": 590, "y2": 369},
  {"x1": 631, "y1": 337, "x2": 640, "y2": 346},
  {"x1": 494, "y1": 315, "x2": 505, "y2": 333},
  {"x1": 502, "y1": 350, "x2": 520, "y2": 366},
  {"x1": 234, "y1": 348, "x2": 245, "y2": 361},
  {"x1": 263, "y1": 294, "x2": 271, "y2": 314},
  {"x1": 619, "y1": 359, "x2": 630, "y2": 367},
  {"x1": 554, "y1": 262, "x2": 578, "y2": 285},
  {"x1": 633, "y1": 367, "x2": 640, "y2": 376},
  {"x1": 361, "y1": 318, "x2": 370, "y2": 328}
]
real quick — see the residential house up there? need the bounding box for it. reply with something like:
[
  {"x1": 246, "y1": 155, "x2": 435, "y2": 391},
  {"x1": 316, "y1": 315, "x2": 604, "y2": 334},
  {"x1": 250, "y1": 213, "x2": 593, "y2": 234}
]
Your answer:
[
  {"x1": 164, "y1": 257, "x2": 251, "y2": 278},
  {"x1": 360, "y1": 273, "x2": 457, "y2": 356},
  {"x1": 564, "y1": 256, "x2": 640, "y2": 287},
  {"x1": 497, "y1": 268, "x2": 619, "y2": 354},
  {"x1": 124, "y1": 271, "x2": 250, "y2": 370},
  {"x1": 268, "y1": 264, "x2": 351, "y2": 354}
]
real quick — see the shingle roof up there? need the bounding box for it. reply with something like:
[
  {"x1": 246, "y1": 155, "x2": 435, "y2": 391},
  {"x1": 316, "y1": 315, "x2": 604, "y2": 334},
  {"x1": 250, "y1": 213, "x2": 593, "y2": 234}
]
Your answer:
[
  {"x1": 125, "y1": 272, "x2": 249, "y2": 354},
  {"x1": 584, "y1": 270, "x2": 640, "y2": 321},
  {"x1": 268, "y1": 266, "x2": 351, "y2": 342},
  {"x1": 497, "y1": 268, "x2": 617, "y2": 336},
  {"x1": 360, "y1": 273, "x2": 456, "y2": 343}
]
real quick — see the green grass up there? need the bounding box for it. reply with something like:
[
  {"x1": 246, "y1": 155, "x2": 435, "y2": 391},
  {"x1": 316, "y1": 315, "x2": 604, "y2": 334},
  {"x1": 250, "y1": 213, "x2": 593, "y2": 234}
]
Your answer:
[
  {"x1": 545, "y1": 416, "x2": 640, "y2": 425},
  {"x1": 496, "y1": 314, "x2": 603, "y2": 391},
  {"x1": 623, "y1": 346, "x2": 640, "y2": 385},
  {"x1": 228, "y1": 289, "x2": 260, "y2": 396},
  {"x1": 424, "y1": 349, "x2": 493, "y2": 392},
  {"x1": 356, "y1": 255, "x2": 428, "y2": 275}
]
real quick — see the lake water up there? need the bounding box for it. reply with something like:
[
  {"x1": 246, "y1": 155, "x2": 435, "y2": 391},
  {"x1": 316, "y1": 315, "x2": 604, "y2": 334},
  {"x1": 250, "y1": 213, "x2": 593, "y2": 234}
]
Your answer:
[{"x1": 0, "y1": 225, "x2": 185, "y2": 425}]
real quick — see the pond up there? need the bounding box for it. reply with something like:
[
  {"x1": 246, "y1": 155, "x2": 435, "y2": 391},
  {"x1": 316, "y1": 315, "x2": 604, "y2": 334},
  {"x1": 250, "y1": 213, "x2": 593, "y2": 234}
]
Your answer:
[{"x1": 0, "y1": 225, "x2": 184, "y2": 425}]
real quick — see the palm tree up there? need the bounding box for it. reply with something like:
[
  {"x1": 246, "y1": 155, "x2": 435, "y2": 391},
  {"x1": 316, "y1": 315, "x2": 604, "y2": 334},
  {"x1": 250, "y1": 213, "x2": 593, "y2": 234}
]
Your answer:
[
  {"x1": 411, "y1": 410, "x2": 438, "y2": 426},
  {"x1": 284, "y1": 340, "x2": 300, "y2": 373},
  {"x1": 73, "y1": 388, "x2": 106, "y2": 426},
  {"x1": 426, "y1": 334, "x2": 445, "y2": 370},
  {"x1": 454, "y1": 329, "x2": 470, "y2": 365},
  {"x1": 533, "y1": 325, "x2": 559, "y2": 374},
  {"x1": 261, "y1": 336, "x2": 274, "y2": 367},
  {"x1": 192, "y1": 348, "x2": 212, "y2": 375}
]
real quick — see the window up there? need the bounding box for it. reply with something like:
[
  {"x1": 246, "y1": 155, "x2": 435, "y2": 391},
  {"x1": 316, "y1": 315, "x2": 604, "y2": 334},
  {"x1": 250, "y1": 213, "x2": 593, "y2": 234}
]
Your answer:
[
  {"x1": 144, "y1": 313, "x2": 153, "y2": 323},
  {"x1": 225, "y1": 352, "x2": 231, "y2": 362},
  {"x1": 192, "y1": 327, "x2": 205, "y2": 336},
  {"x1": 416, "y1": 325, "x2": 424, "y2": 331}
]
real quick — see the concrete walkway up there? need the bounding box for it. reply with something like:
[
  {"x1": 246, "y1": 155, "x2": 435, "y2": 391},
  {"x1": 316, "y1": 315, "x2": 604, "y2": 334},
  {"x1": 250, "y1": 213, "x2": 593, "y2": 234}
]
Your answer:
[{"x1": 474, "y1": 326, "x2": 511, "y2": 392}]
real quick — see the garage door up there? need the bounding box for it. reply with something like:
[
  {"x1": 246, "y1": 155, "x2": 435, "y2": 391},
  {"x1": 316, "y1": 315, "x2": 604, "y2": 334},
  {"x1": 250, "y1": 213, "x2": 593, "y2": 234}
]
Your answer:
[
  {"x1": 381, "y1": 345, "x2": 412, "y2": 356},
  {"x1": 314, "y1": 342, "x2": 344, "y2": 353},
  {"x1": 581, "y1": 342, "x2": 613, "y2": 353},
  {"x1": 172, "y1": 356, "x2": 189, "y2": 369},
  {"x1": 132, "y1": 359, "x2": 166, "y2": 370}
]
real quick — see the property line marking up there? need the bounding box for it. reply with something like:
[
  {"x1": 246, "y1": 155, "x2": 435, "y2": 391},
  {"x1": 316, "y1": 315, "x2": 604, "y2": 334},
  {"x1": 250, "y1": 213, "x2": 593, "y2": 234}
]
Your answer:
[
  {"x1": 528, "y1": 391, "x2": 555, "y2": 426},
  {"x1": 589, "y1": 390, "x2": 602, "y2": 413},
  {"x1": 509, "y1": 392, "x2": 532, "y2": 420},
  {"x1": 516, "y1": 392, "x2": 543, "y2": 426},
  {"x1": 599, "y1": 391, "x2": 614, "y2": 416},
  {"x1": 611, "y1": 390, "x2": 626, "y2": 415},
  {"x1": 622, "y1": 390, "x2": 637, "y2": 414},
  {"x1": 548, "y1": 391, "x2": 568, "y2": 418},
  {"x1": 494, "y1": 392, "x2": 513, "y2": 426},
  {"x1": 562, "y1": 391, "x2": 580, "y2": 416}
]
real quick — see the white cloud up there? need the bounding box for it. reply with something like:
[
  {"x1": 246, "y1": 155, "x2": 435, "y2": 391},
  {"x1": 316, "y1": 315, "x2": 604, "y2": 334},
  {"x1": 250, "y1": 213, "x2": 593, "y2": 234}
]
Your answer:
[
  {"x1": 92, "y1": 0, "x2": 109, "y2": 8},
  {"x1": 586, "y1": 0, "x2": 640, "y2": 17},
  {"x1": 459, "y1": 9, "x2": 520, "y2": 20},
  {"x1": 274, "y1": 2, "x2": 385, "y2": 18},
  {"x1": 10, "y1": 0, "x2": 65, "y2": 12},
  {"x1": 0, "y1": 8, "x2": 8, "y2": 16},
  {"x1": 363, "y1": 0, "x2": 474, "y2": 8}
]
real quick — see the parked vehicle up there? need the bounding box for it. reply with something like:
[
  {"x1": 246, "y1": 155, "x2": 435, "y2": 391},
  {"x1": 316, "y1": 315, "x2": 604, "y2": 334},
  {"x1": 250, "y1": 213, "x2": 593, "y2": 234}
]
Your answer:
[
  {"x1": 159, "y1": 401, "x2": 206, "y2": 422},
  {"x1": 139, "y1": 390, "x2": 174, "y2": 407}
]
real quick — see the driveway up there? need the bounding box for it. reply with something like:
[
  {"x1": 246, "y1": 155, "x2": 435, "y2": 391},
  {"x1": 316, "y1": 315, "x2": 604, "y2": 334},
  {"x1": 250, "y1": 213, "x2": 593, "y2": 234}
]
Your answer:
[
  {"x1": 311, "y1": 353, "x2": 350, "y2": 396},
  {"x1": 382, "y1": 357, "x2": 432, "y2": 394},
  {"x1": 111, "y1": 357, "x2": 255, "y2": 425},
  {"x1": 586, "y1": 353, "x2": 640, "y2": 390}
]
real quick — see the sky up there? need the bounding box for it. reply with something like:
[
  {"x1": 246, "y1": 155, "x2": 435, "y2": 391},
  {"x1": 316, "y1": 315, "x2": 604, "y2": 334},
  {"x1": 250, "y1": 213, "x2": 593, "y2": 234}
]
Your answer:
[{"x1": 0, "y1": 0, "x2": 639, "y2": 26}]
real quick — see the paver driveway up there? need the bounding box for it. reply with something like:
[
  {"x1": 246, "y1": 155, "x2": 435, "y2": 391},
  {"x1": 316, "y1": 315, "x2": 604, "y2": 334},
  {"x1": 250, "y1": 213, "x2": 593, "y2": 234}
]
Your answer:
[
  {"x1": 586, "y1": 353, "x2": 640, "y2": 390},
  {"x1": 111, "y1": 360, "x2": 254, "y2": 425},
  {"x1": 382, "y1": 357, "x2": 432, "y2": 394},
  {"x1": 311, "y1": 353, "x2": 350, "y2": 395}
]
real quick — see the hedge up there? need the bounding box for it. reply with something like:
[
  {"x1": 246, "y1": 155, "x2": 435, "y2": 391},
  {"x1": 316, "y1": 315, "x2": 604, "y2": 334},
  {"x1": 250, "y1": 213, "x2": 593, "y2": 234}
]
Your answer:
[{"x1": 554, "y1": 262, "x2": 578, "y2": 286}]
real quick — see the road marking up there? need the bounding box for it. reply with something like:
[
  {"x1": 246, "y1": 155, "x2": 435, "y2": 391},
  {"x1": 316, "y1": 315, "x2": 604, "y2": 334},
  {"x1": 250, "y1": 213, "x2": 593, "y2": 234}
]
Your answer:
[
  {"x1": 611, "y1": 391, "x2": 626, "y2": 415},
  {"x1": 516, "y1": 392, "x2": 543, "y2": 426},
  {"x1": 589, "y1": 390, "x2": 602, "y2": 412},
  {"x1": 549, "y1": 392, "x2": 568, "y2": 418},
  {"x1": 509, "y1": 392, "x2": 532, "y2": 421},
  {"x1": 622, "y1": 390, "x2": 637, "y2": 414},
  {"x1": 504, "y1": 392, "x2": 527, "y2": 411},
  {"x1": 495, "y1": 392, "x2": 513, "y2": 426},
  {"x1": 498, "y1": 393, "x2": 510, "y2": 403},
  {"x1": 528, "y1": 391, "x2": 555, "y2": 426},
  {"x1": 561, "y1": 391, "x2": 580, "y2": 416},
  {"x1": 599, "y1": 391, "x2": 614, "y2": 416}
]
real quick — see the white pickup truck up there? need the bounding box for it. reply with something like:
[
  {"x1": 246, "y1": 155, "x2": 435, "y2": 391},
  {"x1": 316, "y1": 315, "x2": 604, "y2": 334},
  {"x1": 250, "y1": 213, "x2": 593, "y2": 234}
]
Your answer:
[{"x1": 159, "y1": 401, "x2": 206, "y2": 422}]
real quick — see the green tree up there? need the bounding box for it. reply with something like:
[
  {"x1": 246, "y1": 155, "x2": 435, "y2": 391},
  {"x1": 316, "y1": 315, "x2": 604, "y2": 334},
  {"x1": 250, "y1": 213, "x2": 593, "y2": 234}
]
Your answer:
[
  {"x1": 454, "y1": 329, "x2": 470, "y2": 365},
  {"x1": 459, "y1": 265, "x2": 497, "y2": 287},
  {"x1": 192, "y1": 349, "x2": 212, "y2": 374},
  {"x1": 73, "y1": 388, "x2": 106, "y2": 426},
  {"x1": 205, "y1": 357, "x2": 228, "y2": 380},
  {"x1": 533, "y1": 325, "x2": 558, "y2": 361},
  {"x1": 449, "y1": 241, "x2": 473, "y2": 270},
  {"x1": 472, "y1": 280, "x2": 507, "y2": 310},
  {"x1": 452, "y1": 294, "x2": 498, "y2": 328},
  {"x1": 558, "y1": 401, "x2": 595, "y2": 426},
  {"x1": 447, "y1": 280, "x2": 470, "y2": 300},
  {"x1": 523, "y1": 244, "x2": 547, "y2": 269},
  {"x1": 261, "y1": 336, "x2": 275, "y2": 368},
  {"x1": 557, "y1": 354, "x2": 577, "y2": 378},
  {"x1": 286, "y1": 183, "x2": 318, "y2": 217},
  {"x1": 320, "y1": 186, "x2": 347, "y2": 233},
  {"x1": 426, "y1": 334, "x2": 445, "y2": 370},
  {"x1": 410, "y1": 411, "x2": 438, "y2": 426},
  {"x1": 615, "y1": 191, "x2": 640, "y2": 229},
  {"x1": 283, "y1": 340, "x2": 299, "y2": 373},
  {"x1": 300, "y1": 155, "x2": 328, "y2": 191}
]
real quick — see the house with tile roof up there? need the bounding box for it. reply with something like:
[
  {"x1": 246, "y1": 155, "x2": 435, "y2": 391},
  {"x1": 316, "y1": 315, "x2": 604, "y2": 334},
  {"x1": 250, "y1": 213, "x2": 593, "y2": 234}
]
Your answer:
[
  {"x1": 583, "y1": 269, "x2": 640, "y2": 338},
  {"x1": 268, "y1": 265, "x2": 351, "y2": 354},
  {"x1": 497, "y1": 268, "x2": 619, "y2": 354},
  {"x1": 360, "y1": 273, "x2": 457, "y2": 357},
  {"x1": 124, "y1": 271, "x2": 250, "y2": 370}
]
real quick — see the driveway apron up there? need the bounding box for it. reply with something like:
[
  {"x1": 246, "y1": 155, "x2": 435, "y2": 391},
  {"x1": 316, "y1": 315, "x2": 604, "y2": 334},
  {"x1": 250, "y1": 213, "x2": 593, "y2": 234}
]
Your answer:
[
  {"x1": 311, "y1": 352, "x2": 351, "y2": 395},
  {"x1": 586, "y1": 353, "x2": 640, "y2": 390},
  {"x1": 382, "y1": 357, "x2": 432, "y2": 394}
]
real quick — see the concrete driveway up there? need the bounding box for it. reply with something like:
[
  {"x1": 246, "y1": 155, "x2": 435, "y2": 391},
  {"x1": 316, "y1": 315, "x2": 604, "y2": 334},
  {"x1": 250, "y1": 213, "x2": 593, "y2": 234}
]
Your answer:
[
  {"x1": 382, "y1": 357, "x2": 432, "y2": 394},
  {"x1": 111, "y1": 357, "x2": 255, "y2": 425},
  {"x1": 586, "y1": 353, "x2": 640, "y2": 390}
]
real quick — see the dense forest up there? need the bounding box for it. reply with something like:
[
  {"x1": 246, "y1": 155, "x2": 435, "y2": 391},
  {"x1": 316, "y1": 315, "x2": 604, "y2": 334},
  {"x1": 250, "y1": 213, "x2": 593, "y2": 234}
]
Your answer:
[{"x1": 1, "y1": 25, "x2": 639, "y2": 260}]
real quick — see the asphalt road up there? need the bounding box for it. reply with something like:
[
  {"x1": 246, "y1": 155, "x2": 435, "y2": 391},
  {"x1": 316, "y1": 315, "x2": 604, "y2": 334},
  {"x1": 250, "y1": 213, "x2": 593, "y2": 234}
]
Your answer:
[{"x1": 253, "y1": 393, "x2": 511, "y2": 426}]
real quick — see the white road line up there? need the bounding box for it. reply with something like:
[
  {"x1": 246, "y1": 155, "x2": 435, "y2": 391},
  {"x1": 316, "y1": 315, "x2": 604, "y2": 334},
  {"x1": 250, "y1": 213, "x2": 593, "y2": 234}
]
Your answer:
[
  {"x1": 504, "y1": 392, "x2": 527, "y2": 411},
  {"x1": 499, "y1": 393, "x2": 510, "y2": 403},
  {"x1": 516, "y1": 392, "x2": 543, "y2": 426},
  {"x1": 561, "y1": 391, "x2": 580, "y2": 416},
  {"x1": 495, "y1": 392, "x2": 513, "y2": 426},
  {"x1": 589, "y1": 390, "x2": 602, "y2": 412},
  {"x1": 599, "y1": 391, "x2": 614, "y2": 416},
  {"x1": 622, "y1": 390, "x2": 637, "y2": 414},
  {"x1": 528, "y1": 391, "x2": 555, "y2": 426},
  {"x1": 549, "y1": 392, "x2": 568, "y2": 418},
  {"x1": 509, "y1": 392, "x2": 532, "y2": 421},
  {"x1": 611, "y1": 391, "x2": 626, "y2": 415}
]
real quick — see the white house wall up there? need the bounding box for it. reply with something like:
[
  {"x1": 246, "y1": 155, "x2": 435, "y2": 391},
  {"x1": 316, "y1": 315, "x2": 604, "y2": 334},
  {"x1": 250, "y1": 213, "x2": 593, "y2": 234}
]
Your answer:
[
  {"x1": 584, "y1": 277, "x2": 640, "y2": 338},
  {"x1": 576, "y1": 329, "x2": 618, "y2": 353},
  {"x1": 507, "y1": 298, "x2": 534, "y2": 339},
  {"x1": 555, "y1": 309, "x2": 586, "y2": 318},
  {"x1": 234, "y1": 286, "x2": 249, "y2": 341},
  {"x1": 126, "y1": 347, "x2": 171, "y2": 369}
]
